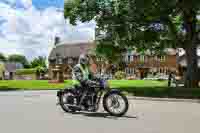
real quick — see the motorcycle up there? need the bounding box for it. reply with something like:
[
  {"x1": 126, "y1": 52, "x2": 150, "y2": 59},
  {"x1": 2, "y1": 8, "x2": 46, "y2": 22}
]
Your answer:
[{"x1": 56, "y1": 79, "x2": 129, "y2": 117}]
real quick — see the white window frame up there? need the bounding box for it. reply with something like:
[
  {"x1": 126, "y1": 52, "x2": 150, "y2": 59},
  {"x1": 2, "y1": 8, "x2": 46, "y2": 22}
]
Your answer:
[
  {"x1": 161, "y1": 56, "x2": 166, "y2": 62},
  {"x1": 130, "y1": 55, "x2": 134, "y2": 62},
  {"x1": 125, "y1": 68, "x2": 133, "y2": 75},
  {"x1": 156, "y1": 55, "x2": 166, "y2": 62},
  {"x1": 140, "y1": 55, "x2": 145, "y2": 62}
]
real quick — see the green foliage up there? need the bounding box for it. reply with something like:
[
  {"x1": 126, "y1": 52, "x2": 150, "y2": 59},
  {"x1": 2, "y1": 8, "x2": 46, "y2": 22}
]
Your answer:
[
  {"x1": 95, "y1": 42, "x2": 123, "y2": 63},
  {"x1": 0, "y1": 64, "x2": 5, "y2": 78},
  {"x1": 16, "y1": 69, "x2": 37, "y2": 75},
  {"x1": 0, "y1": 53, "x2": 7, "y2": 62},
  {"x1": 35, "y1": 66, "x2": 47, "y2": 74},
  {"x1": 8, "y1": 54, "x2": 30, "y2": 68},
  {"x1": 64, "y1": 0, "x2": 200, "y2": 88},
  {"x1": 30, "y1": 56, "x2": 47, "y2": 68},
  {"x1": 30, "y1": 56, "x2": 47, "y2": 76},
  {"x1": 114, "y1": 71, "x2": 126, "y2": 80},
  {"x1": 0, "y1": 80, "x2": 70, "y2": 90},
  {"x1": 64, "y1": 0, "x2": 200, "y2": 50},
  {"x1": 117, "y1": 87, "x2": 200, "y2": 99}
]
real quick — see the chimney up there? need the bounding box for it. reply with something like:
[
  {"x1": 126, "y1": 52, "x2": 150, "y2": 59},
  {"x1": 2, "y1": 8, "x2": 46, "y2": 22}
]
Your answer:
[{"x1": 54, "y1": 36, "x2": 60, "y2": 45}]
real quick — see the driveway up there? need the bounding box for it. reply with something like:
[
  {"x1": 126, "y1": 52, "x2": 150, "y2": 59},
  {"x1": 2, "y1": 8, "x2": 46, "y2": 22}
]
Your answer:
[{"x1": 0, "y1": 90, "x2": 199, "y2": 133}]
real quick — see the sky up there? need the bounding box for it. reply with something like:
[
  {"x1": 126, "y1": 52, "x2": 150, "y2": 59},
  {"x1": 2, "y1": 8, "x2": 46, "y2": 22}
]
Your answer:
[{"x1": 0, "y1": 0, "x2": 96, "y2": 61}]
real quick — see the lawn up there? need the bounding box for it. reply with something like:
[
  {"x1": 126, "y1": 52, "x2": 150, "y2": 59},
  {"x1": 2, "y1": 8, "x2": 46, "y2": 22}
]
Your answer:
[
  {"x1": 110, "y1": 80, "x2": 168, "y2": 88},
  {"x1": 0, "y1": 80, "x2": 168, "y2": 90},
  {"x1": 0, "y1": 80, "x2": 200, "y2": 99},
  {"x1": 0, "y1": 80, "x2": 70, "y2": 90}
]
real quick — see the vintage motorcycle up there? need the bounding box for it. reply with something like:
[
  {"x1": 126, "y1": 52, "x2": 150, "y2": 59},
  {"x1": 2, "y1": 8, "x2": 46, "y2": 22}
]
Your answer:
[{"x1": 56, "y1": 79, "x2": 129, "y2": 117}]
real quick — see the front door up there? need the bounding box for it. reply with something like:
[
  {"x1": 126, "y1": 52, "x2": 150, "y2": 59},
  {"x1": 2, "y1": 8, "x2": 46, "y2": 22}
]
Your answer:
[
  {"x1": 138, "y1": 68, "x2": 149, "y2": 79},
  {"x1": 9, "y1": 72, "x2": 13, "y2": 80},
  {"x1": 53, "y1": 71, "x2": 57, "y2": 80}
]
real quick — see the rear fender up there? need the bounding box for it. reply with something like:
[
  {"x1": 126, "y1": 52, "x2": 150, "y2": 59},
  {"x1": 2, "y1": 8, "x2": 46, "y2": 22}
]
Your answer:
[{"x1": 56, "y1": 89, "x2": 74, "y2": 97}]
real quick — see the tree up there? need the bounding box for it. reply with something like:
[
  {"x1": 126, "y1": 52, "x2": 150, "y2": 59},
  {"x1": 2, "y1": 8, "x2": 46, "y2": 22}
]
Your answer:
[
  {"x1": 30, "y1": 56, "x2": 47, "y2": 79},
  {"x1": 30, "y1": 56, "x2": 47, "y2": 68},
  {"x1": 8, "y1": 54, "x2": 30, "y2": 68},
  {"x1": 95, "y1": 42, "x2": 124, "y2": 64},
  {"x1": 95, "y1": 41, "x2": 125, "y2": 74},
  {"x1": 35, "y1": 66, "x2": 48, "y2": 79},
  {"x1": 133, "y1": 0, "x2": 200, "y2": 88},
  {"x1": 0, "y1": 53, "x2": 7, "y2": 62},
  {"x1": 64, "y1": 0, "x2": 200, "y2": 88}
]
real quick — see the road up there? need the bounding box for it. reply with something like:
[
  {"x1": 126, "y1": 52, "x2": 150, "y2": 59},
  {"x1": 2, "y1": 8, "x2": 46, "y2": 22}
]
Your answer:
[{"x1": 0, "y1": 90, "x2": 200, "y2": 133}]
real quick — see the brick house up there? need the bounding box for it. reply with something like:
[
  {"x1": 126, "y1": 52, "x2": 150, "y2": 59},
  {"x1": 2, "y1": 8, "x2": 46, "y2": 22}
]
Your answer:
[
  {"x1": 122, "y1": 49, "x2": 178, "y2": 79},
  {"x1": 48, "y1": 39, "x2": 181, "y2": 80},
  {"x1": 48, "y1": 41, "x2": 97, "y2": 81},
  {"x1": 0, "y1": 61, "x2": 23, "y2": 80}
]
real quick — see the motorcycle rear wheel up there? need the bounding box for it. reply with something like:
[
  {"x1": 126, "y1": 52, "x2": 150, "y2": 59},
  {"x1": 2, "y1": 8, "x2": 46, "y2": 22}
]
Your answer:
[{"x1": 59, "y1": 91, "x2": 77, "y2": 113}]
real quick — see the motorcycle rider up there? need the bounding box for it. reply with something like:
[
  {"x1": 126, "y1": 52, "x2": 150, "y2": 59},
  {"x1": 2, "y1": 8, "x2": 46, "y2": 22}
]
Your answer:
[
  {"x1": 72, "y1": 54, "x2": 97, "y2": 86},
  {"x1": 72, "y1": 54, "x2": 99, "y2": 110}
]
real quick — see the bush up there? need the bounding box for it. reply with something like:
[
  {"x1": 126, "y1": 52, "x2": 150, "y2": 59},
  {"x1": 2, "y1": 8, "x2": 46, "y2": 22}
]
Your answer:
[
  {"x1": 16, "y1": 68, "x2": 37, "y2": 75},
  {"x1": 114, "y1": 71, "x2": 126, "y2": 80}
]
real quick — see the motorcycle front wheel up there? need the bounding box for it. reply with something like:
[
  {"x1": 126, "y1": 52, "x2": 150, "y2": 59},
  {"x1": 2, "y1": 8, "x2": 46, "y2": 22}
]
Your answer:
[{"x1": 103, "y1": 91, "x2": 129, "y2": 117}]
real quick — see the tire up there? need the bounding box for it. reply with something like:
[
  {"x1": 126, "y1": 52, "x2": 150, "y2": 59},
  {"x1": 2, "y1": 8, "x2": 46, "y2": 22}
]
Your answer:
[
  {"x1": 59, "y1": 91, "x2": 76, "y2": 113},
  {"x1": 103, "y1": 92, "x2": 129, "y2": 117}
]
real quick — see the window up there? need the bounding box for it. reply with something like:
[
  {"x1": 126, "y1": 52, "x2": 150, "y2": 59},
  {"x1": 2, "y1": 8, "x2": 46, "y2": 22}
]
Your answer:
[
  {"x1": 140, "y1": 55, "x2": 145, "y2": 62},
  {"x1": 125, "y1": 68, "x2": 133, "y2": 75},
  {"x1": 160, "y1": 56, "x2": 166, "y2": 62},
  {"x1": 130, "y1": 55, "x2": 134, "y2": 62},
  {"x1": 154, "y1": 56, "x2": 157, "y2": 61},
  {"x1": 125, "y1": 68, "x2": 128, "y2": 74},
  {"x1": 130, "y1": 68, "x2": 133, "y2": 74},
  {"x1": 122, "y1": 55, "x2": 126, "y2": 62},
  {"x1": 156, "y1": 56, "x2": 166, "y2": 62},
  {"x1": 96, "y1": 57, "x2": 100, "y2": 62},
  {"x1": 159, "y1": 68, "x2": 162, "y2": 73},
  {"x1": 67, "y1": 58, "x2": 73, "y2": 64},
  {"x1": 144, "y1": 56, "x2": 149, "y2": 62},
  {"x1": 128, "y1": 55, "x2": 131, "y2": 63}
]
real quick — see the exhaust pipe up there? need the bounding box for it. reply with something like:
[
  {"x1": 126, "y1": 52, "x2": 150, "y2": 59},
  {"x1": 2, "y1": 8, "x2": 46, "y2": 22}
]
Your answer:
[
  {"x1": 65, "y1": 104, "x2": 82, "y2": 109},
  {"x1": 57, "y1": 102, "x2": 83, "y2": 110}
]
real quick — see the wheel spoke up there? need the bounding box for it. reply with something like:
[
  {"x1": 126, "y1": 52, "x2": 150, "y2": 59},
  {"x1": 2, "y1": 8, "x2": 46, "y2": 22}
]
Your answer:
[
  {"x1": 106, "y1": 94, "x2": 126, "y2": 115},
  {"x1": 60, "y1": 92, "x2": 76, "y2": 112}
]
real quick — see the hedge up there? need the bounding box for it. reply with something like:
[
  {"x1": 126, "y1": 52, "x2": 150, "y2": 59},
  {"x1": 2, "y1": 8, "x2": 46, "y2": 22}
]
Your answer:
[
  {"x1": 118, "y1": 87, "x2": 200, "y2": 99},
  {"x1": 16, "y1": 69, "x2": 37, "y2": 75},
  {"x1": 0, "y1": 80, "x2": 200, "y2": 99}
]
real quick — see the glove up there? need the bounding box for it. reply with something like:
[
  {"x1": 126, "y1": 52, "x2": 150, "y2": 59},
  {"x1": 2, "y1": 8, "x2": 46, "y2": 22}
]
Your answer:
[{"x1": 86, "y1": 80, "x2": 99, "y2": 87}]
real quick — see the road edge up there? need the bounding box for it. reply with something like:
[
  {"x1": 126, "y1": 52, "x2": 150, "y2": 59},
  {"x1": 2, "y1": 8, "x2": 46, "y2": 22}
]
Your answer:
[{"x1": 127, "y1": 96, "x2": 200, "y2": 103}]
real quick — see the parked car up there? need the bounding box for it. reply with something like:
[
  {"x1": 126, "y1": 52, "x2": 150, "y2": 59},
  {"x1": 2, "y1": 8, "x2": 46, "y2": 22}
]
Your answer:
[{"x1": 144, "y1": 74, "x2": 168, "y2": 80}]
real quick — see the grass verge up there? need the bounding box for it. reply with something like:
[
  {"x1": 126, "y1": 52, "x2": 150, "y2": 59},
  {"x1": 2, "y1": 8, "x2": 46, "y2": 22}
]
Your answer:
[{"x1": 0, "y1": 80, "x2": 199, "y2": 99}]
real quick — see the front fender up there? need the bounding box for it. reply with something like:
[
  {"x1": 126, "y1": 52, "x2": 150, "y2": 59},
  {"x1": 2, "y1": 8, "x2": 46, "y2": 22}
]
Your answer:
[{"x1": 104, "y1": 89, "x2": 122, "y2": 97}]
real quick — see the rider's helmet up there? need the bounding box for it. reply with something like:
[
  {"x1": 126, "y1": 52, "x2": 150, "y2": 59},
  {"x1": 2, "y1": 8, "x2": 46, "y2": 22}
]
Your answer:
[{"x1": 78, "y1": 54, "x2": 90, "y2": 66}]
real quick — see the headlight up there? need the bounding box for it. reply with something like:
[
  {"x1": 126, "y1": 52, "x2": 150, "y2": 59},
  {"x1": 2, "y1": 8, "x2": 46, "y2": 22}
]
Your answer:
[{"x1": 104, "y1": 80, "x2": 109, "y2": 88}]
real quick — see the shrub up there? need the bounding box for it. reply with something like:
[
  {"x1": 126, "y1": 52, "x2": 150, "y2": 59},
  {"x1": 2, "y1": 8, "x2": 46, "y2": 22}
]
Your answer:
[
  {"x1": 116, "y1": 86, "x2": 200, "y2": 99},
  {"x1": 16, "y1": 68, "x2": 37, "y2": 75},
  {"x1": 114, "y1": 71, "x2": 126, "y2": 80}
]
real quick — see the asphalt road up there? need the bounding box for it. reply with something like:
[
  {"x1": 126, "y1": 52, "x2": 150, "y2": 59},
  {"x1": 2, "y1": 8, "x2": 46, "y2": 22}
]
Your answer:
[{"x1": 0, "y1": 90, "x2": 200, "y2": 133}]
